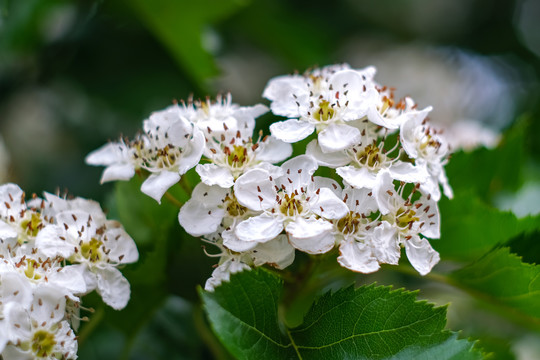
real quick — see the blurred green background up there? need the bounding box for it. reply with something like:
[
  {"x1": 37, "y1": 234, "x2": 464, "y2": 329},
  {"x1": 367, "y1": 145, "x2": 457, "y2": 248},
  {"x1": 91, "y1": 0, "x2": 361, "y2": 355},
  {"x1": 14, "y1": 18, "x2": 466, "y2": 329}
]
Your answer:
[{"x1": 1, "y1": 0, "x2": 540, "y2": 359}]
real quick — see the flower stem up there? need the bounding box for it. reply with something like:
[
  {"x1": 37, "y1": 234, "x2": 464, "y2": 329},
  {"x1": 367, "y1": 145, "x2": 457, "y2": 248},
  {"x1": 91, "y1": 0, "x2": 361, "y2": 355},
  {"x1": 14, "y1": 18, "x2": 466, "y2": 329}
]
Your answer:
[{"x1": 164, "y1": 191, "x2": 183, "y2": 208}]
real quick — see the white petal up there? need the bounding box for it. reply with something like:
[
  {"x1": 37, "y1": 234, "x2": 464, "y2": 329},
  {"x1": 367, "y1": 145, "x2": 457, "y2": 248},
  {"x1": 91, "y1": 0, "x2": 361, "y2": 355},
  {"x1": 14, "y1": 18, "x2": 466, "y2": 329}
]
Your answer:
[
  {"x1": 306, "y1": 140, "x2": 349, "y2": 168},
  {"x1": 85, "y1": 142, "x2": 123, "y2": 166},
  {"x1": 105, "y1": 227, "x2": 139, "y2": 264},
  {"x1": 95, "y1": 266, "x2": 131, "y2": 310},
  {"x1": 337, "y1": 165, "x2": 377, "y2": 189},
  {"x1": 35, "y1": 225, "x2": 76, "y2": 258},
  {"x1": 370, "y1": 222, "x2": 400, "y2": 265},
  {"x1": 256, "y1": 136, "x2": 293, "y2": 163},
  {"x1": 389, "y1": 161, "x2": 429, "y2": 184},
  {"x1": 178, "y1": 200, "x2": 225, "y2": 237},
  {"x1": 48, "y1": 265, "x2": 87, "y2": 298},
  {"x1": 235, "y1": 214, "x2": 283, "y2": 243},
  {"x1": 31, "y1": 285, "x2": 66, "y2": 323},
  {"x1": 234, "y1": 169, "x2": 276, "y2": 211},
  {"x1": 101, "y1": 163, "x2": 135, "y2": 183},
  {"x1": 0, "y1": 220, "x2": 17, "y2": 240},
  {"x1": 309, "y1": 187, "x2": 348, "y2": 220},
  {"x1": 269, "y1": 119, "x2": 314, "y2": 143},
  {"x1": 196, "y1": 163, "x2": 234, "y2": 188},
  {"x1": 286, "y1": 217, "x2": 335, "y2": 254},
  {"x1": 140, "y1": 171, "x2": 181, "y2": 203},
  {"x1": 373, "y1": 170, "x2": 396, "y2": 215},
  {"x1": 0, "y1": 272, "x2": 33, "y2": 310},
  {"x1": 337, "y1": 240, "x2": 380, "y2": 273},
  {"x1": 250, "y1": 235, "x2": 295, "y2": 269},
  {"x1": 263, "y1": 75, "x2": 306, "y2": 117},
  {"x1": 313, "y1": 176, "x2": 342, "y2": 197},
  {"x1": 177, "y1": 128, "x2": 205, "y2": 174},
  {"x1": 318, "y1": 123, "x2": 361, "y2": 153},
  {"x1": 191, "y1": 182, "x2": 229, "y2": 206},
  {"x1": 405, "y1": 236, "x2": 440, "y2": 276},
  {"x1": 276, "y1": 155, "x2": 318, "y2": 194},
  {"x1": 343, "y1": 187, "x2": 378, "y2": 214},
  {"x1": 222, "y1": 228, "x2": 258, "y2": 252}
]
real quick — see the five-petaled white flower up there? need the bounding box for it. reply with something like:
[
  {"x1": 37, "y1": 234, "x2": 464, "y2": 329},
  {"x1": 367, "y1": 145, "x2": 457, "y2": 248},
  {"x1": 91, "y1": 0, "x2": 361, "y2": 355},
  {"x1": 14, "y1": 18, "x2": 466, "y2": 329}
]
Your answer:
[
  {"x1": 263, "y1": 65, "x2": 379, "y2": 153},
  {"x1": 233, "y1": 155, "x2": 348, "y2": 254}
]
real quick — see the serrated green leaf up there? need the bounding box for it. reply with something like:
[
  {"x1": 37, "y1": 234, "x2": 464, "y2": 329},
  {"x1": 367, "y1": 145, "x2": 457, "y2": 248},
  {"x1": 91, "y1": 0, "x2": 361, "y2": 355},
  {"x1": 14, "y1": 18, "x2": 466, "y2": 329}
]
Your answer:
[
  {"x1": 201, "y1": 269, "x2": 482, "y2": 360},
  {"x1": 450, "y1": 247, "x2": 540, "y2": 322}
]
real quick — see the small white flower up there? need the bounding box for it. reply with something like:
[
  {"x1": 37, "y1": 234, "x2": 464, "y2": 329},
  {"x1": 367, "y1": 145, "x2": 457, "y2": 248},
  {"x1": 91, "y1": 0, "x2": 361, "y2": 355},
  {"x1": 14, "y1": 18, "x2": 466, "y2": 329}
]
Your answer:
[
  {"x1": 2, "y1": 286, "x2": 77, "y2": 360},
  {"x1": 373, "y1": 170, "x2": 441, "y2": 275},
  {"x1": 264, "y1": 65, "x2": 380, "y2": 153},
  {"x1": 197, "y1": 126, "x2": 291, "y2": 188},
  {"x1": 233, "y1": 155, "x2": 348, "y2": 254},
  {"x1": 36, "y1": 210, "x2": 138, "y2": 310},
  {"x1": 400, "y1": 110, "x2": 453, "y2": 200}
]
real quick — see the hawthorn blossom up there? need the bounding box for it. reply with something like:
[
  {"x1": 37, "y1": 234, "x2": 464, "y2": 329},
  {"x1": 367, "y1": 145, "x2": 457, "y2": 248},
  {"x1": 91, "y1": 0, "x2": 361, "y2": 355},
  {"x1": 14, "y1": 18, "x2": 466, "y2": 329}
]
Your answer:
[
  {"x1": 2, "y1": 286, "x2": 77, "y2": 360},
  {"x1": 233, "y1": 155, "x2": 348, "y2": 254},
  {"x1": 36, "y1": 208, "x2": 139, "y2": 310},
  {"x1": 400, "y1": 110, "x2": 453, "y2": 200},
  {"x1": 263, "y1": 65, "x2": 380, "y2": 153},
  {"x1": 87, "y1": 105, "x2": 206, "y2": 203},
  {"x1": 197, "y1": 127, "x2": 291, "y2": 188},
  {"x1": 373, "y1": 170, "x2": 441, "y2": 275}
]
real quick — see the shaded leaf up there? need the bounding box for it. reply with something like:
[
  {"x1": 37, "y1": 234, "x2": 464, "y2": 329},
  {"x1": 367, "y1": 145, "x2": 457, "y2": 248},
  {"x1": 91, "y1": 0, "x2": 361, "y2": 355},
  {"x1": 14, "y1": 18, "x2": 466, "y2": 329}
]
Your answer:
[
  {"x1": 435, "y1": 193, "x2": 540, "y2": 260},
  {"x1": 201, "y1": 269, "x2": 482, "y2": 360},
  {"x1": 450, "y1": 247, "x2": 540, "y2": 322}
]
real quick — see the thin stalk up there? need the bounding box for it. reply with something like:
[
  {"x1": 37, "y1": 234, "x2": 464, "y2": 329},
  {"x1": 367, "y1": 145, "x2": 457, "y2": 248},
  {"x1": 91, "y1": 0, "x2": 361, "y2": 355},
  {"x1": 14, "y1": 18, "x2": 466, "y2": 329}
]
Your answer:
[
  {"x1": 77, "y1": 306, "x2": 105, "y2": 346},
  {"x1": 164, "y1": 191, "x2": 183, "y2": 208}
]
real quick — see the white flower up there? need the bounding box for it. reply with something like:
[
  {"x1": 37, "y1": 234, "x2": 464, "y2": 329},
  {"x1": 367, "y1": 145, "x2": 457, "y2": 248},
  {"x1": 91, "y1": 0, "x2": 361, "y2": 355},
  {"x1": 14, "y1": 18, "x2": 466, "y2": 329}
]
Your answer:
[
  {"x1": 197, "y1": 127, "x2": 291, "y2": 188},
  {"x1": 138, "y1": 106, "x2": 206, "y2": 202},
  {"x1": 186, "y1": 93, "x2": 268, "y2": 137},
  {"x1": 373, "y1": 170, "x2": 441, "y2": 275},
  {"x1": 400, "y1": 110, "x2": 453, "y2": 200},
  {"x1": 233, "y1": 155, "x2": 348, "y2": 254},
  {"x1": 36, "y1": 210, "x2": 138, "y2": 310},
  {"x1": 2, "y1": 286, "x2": 77, "y2": 360},
  {"x1": 264, "y1": 65, "x2": 380, "y2": 153},
  {"x1": 0, "y1": 184, "x2": 48, "y2": 250}
]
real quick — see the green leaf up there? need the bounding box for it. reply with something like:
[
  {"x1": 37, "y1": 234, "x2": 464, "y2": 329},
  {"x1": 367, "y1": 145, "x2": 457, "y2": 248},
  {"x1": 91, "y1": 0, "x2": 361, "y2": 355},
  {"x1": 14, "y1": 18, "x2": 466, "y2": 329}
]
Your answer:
[
  {"x1": 434, "y1": 193, "x2": 540, "y2": 260},
  {"x1": 125, "y1": 0, "x2": 248, "y2": 87},
  {"x1": 450, "y1": 247, "x2": 540, "y2": 322},
  {"x1": 201, "y1": 269, "x2": 482, "y2": 360}
]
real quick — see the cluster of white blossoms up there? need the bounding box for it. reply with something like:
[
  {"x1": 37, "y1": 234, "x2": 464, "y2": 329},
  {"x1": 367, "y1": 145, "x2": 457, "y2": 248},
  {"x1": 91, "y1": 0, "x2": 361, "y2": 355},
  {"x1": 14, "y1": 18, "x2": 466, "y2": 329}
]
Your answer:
[
  {"x1": 0, "y1": 184, "x2": 138, "y2": 359},
  {"x1": 87, "y1": 63, "x2": 452, "y2": 291}
]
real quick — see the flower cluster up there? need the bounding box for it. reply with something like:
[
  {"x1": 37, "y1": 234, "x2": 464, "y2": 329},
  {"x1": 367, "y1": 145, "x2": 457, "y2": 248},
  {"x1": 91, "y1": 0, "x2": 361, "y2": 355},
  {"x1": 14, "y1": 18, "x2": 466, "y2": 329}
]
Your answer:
[
  {"x1": 87, "y1": 63, "x2": 452, "y2": 291},
  {"x1": 0, "y1": 184, "x2": 138, "y2": 359}
]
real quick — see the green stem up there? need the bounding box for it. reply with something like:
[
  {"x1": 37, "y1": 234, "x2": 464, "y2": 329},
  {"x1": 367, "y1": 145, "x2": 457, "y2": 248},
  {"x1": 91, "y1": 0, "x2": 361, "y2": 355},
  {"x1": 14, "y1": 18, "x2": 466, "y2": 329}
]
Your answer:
[
  {"x1": 179, "y1": 175, "x2": 193, "y2": 195},
  {"x1": 164, "y1": 191, "x2": 183, "y2": 208},
  {"x1": 77, "y1": 306, "x2": 105, "y2": 346}
]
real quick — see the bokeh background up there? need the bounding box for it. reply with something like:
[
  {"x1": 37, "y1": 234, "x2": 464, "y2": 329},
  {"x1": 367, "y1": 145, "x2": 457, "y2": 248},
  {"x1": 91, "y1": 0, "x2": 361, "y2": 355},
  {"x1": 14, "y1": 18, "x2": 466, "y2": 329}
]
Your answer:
[{"x1": 1, "y1": 0, "x2": 540, "y2": 359}]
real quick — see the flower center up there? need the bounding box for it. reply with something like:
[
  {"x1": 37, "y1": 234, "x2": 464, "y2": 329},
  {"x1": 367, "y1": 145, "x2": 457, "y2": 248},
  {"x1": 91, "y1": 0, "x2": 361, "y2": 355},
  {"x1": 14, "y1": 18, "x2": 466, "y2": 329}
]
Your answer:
[
  {"x1": 20, "y1": 212, "x2": 43, "y2": 243},
  {"x1": 336, "y1": 211, "x2": 362, "y2": 235},
  {"x1": 396, "y1": 208, "x2": 419, "y2": 229},
  {"x1": 279, "y1": 193, "x2": 303, "y2": 217},
  {"x1": 224, "y1": 193, "x2": 248, "y2": 217},
  {"x1": 226, "y1": 145, "x2": 249, "y2": 167},
  {"x1": 32, "y1": 330, "x2": 56, "y2": 358},
  {"x1": 81, "y1": 238, "x2": 103, "y2": 262},
  {"x1": 24, "y1": 259, "x2": 42, "y2": 280},
  {"x1": 313, "y1": 100, "x2": 335, "y2": 122},
  {"x1": 352, "y1": 144, "x2": 386, "y2": 169}
]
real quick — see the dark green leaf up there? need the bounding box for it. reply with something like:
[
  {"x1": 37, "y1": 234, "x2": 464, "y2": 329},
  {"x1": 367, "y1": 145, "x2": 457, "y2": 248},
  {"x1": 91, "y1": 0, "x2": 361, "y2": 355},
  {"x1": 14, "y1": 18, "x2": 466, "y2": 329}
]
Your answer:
[
  {"x1": 201, "y1": 269, "x2": 482, "y2": 360},
  {"x1": 126, "y1": 0, "x2": 248, "y2": 86},
  {"x1": 435, "y1": 193, "x2": 540, "y2": 260},
  {"x1": 450, "y1": 247, "x2": 540, "y2": 322}
]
